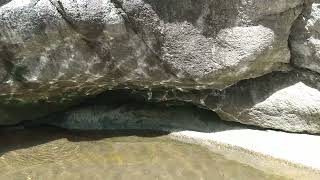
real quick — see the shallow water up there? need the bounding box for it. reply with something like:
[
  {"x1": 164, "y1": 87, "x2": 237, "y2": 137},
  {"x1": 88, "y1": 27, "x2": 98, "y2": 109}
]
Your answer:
[{"x1": 0, "y1": 127, "x2": 288, "y2": 180}]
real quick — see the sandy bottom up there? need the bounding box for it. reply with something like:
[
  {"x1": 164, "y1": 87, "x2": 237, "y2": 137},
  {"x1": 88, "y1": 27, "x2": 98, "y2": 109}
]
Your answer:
[
  {"x1": 0, "y1": 128, "x2": 289, "y2": 180},
  {"x1": 1, "y1": 125, "x2": 320, "y2": 179},
  {"x1": 169, "y1": 129, "x2": 320, "y2": 179},
  {"x1": 43, "y1": 102, "x2": 320, "y2": 173}
]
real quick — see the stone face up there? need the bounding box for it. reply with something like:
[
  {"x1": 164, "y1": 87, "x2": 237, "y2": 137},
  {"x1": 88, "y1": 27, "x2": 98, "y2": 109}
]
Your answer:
[
  {"x1": 130, "y1": 70, "x2": 320, "y2": 133},
  {"x1": 0, "y1": 0, "x2": 302, "y2": 84},
  {"x1": 34, "y1": 69, "x2": 320, "y2": 134},
  {"x1": 290, "y1": 0, "x2": 320, "y2": 73},
  {"x1": 0, "y1": 0, "x2": 170, "y2": 124},
  {"x1": 139, "y1": 69, "x2": 320, "y2": 133},
  {"x1": 213, "y1": 70, "x2": 320, "y2": 133},
  {"x1": 0, "y1": 0, "x2": 302, "y2": 92},
  {"x1": 0, "y1": 0, "x2": 172, "y2": 84},
  {"x1": 1, "y1": 0, "x2": 320, "y2": 134},
  {"x1": 115, "y1": 0, "x2": 302, "y2": 87}
]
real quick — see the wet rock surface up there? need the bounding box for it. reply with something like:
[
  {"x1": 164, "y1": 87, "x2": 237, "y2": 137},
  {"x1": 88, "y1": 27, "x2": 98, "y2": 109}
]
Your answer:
[
  {"x1": 33, "y1": 69, "x2": 320, "y2": 133},
  {"x1": 0, "y1": 0, "x2": 320, "y2": 133}
]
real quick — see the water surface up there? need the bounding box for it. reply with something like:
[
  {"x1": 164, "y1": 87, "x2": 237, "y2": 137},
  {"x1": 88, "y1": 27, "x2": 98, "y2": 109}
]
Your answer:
[{"x1": 0, "y1": 127, "x2": 289, "y2": 180}]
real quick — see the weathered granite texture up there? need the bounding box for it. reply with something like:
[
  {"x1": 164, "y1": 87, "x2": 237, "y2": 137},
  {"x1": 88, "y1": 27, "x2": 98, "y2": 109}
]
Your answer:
[
  {"x1": 1, "y1": 0, "x2": 320, "y2": 133},
  {"x1": 290, "y1": 0, "x2": 320, "y2": 73}
]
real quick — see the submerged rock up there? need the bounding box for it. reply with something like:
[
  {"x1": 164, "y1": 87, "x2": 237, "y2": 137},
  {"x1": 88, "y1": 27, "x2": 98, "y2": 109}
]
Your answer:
[{"x1": 39, "y1": 103, "x2": 226, "y2": 132}]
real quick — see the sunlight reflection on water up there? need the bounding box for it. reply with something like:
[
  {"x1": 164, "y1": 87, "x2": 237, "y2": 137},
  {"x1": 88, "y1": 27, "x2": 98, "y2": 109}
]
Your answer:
[{"x1": 0, "y1": 127, "x2": 287, "y2": 180}]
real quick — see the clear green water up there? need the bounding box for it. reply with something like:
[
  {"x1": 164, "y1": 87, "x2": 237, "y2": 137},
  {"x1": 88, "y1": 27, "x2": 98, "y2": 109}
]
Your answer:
[{"x1": 0, "y1": 127, "x2": 288, "y2": 180}]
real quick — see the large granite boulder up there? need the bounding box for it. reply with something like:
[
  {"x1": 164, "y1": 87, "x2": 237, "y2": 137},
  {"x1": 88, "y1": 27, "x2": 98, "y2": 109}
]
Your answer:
[
  {"x1": 0, "y1": 0, "x2": 303, "y2": 89},
  {"x1": 290, "y1": 0, "x2": 320, "y2": 73},
  {"x1": 140, "y1": 69, "x2": 320, "y2": 133},
  {"x1": 114, "y1": 0, "x2": 303, "y2": 87},
  {"x1": 0, "y1": 0, "x2": 169, "y2": 124},
  {"x1": 0, "y1": 0, "x2": 304, "y2": 124},
  {"x1": 213, "y1": 70, "x2": 320, "y2": 133},
  {"x1": 2, "y1": 0, "x2": 320, "y2": 134},
  {"x1": 35, "y1": 68, "x2": 320, "y2": 134}
]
